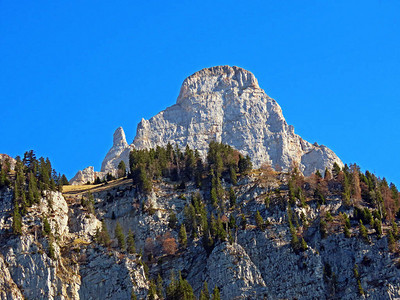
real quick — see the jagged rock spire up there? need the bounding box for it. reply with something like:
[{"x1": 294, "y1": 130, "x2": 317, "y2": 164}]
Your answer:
[{"x1": 101, "y1": 127, "x2": 131, "y2": 174}]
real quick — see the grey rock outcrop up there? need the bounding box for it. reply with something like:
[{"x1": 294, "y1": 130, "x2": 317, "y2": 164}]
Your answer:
[
  {"x1": 69, "y1": 166, "x2": 106, "y2": 185},
  {"x1": 101, "y1": 127, "x2": 131, "y2": 175},
  {"x1": 0, "y1": 254, "x2": 23, "y2": 299},
  {"x1": 0, "y1": 154, "x2": 16, "y2": 171},
  {"x1": 206, "y1": 242, "x2": 267, "y2": 299},
  {"x1": 132, "y1": 65, "x2": 343, "y2": 176},
  {"x1": 78, "y1": 250, "x2": 148, "y2": 299}
]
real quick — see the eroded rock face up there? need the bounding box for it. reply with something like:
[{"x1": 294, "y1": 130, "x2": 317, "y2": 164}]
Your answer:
[
  {"x1": 206, "y1": 242, "x2": 267, "y2": 299},
  {"x1": 69, "y1": 166, "x2": 106, "y2": 185},
  {"x1": 78, "y1": 250, "x2": 148, "y2": 300},
  {"x1": 101, "y1": 127, "x2": 132, "y2": 175},
  {"x1": 0, "y1": 254, "x2": 23, "y2": 299},
  {"x1": 1, "y1": 192, "x2": 82, "y2": 300},
  {"x1": 132, "y1": 66, "x2": 343, "y2": 176}
]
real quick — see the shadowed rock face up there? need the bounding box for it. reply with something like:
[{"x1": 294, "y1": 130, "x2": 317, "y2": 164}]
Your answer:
[{"x1": 131, "y1": 65, "x2": 343, "y2": 175}]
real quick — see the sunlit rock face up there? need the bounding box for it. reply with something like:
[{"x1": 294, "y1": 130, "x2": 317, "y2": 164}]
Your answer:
[
  {"x1": 101, "y1": 127, "x2": 131, "y2": 175},
  {"x1": 132, "y1": 65, "x2": 343, "y2": 175}
]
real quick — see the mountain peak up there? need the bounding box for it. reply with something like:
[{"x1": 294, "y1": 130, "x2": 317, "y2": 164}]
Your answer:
[
  {"x1": 177, "y1": 66, "x2": 259, "y2": 105},
  {"x1": 113, "y1": 127, "x2": 128, "y2": 147},
  {"x1": 100, "y1": 127, "x2": 131, "y2": 174},
  {"x1": 132, "y1": 66, "x2": 342, "y2": 175}
]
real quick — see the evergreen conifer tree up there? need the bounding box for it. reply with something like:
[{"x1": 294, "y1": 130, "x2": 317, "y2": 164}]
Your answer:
[
  {"x1": 43, "y1": 217, "x2": 51, "y2": 235},
  {"x1": 60, "y1": 174, "x2": 69, "y2": 185},
  {"x1": 126, "y1": 229, "x2": 136, "y2": 254},
  {"x1": 115, "y1": 222, "x2": 125, "y2": 250},
  {"x1": 359, "y1": 220, "x2": 369, "y2": 243},
  {"x1": 12, "y1": 205, "x2": 22, "y2": 235},
  {"x1": 255, "y1": 210, "x2": 264, "y2": 230},
  {"x1": 179, "y1": 224, "x2": 187, "y2": 248},
  {"x1": 117, "y1": 160, "x2": 127, "y2": 178},
  {"x1": 212, "y1": 286, "x2": 220, "y2": 300},
  {"x1": 156, "y1": 274, "x2": 163, "y2": 299},
  {"x1": 97, "y1": 220, "x2": 111, "y2": 246},
  {"x1": 374, "y1": 219, "x2": 382, "y2": 237},
  {"x1": 388, "y1": 230, "x2": 396, "y2": 252},
  {"x1": 199, "y1": 281, "x2": 210, "y2": 300}
]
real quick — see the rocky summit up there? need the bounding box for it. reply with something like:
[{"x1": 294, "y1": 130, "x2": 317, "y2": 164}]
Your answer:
[{"x1": 99, "y1": 66, "x2": 342, "y2": 180}]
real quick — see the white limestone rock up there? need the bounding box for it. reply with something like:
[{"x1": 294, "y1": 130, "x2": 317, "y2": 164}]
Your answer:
[
  {"x1": 78, "y1": 250, "x2": 148, "y2": 299},
  {"x1": 69, "y1": 166, "x2": 106, "y2": 185},
  {"x1": 206, "y1": 242, "x2": 267, "y2": 299},
  {"x1": 132, "y1": 65, "x2": 343, "y2": 175},
  {"x1": 0, "y1": 254, "x2": 24, "y2": 299},
  {"x1": 101, "y1": 127, "x2": 132, "y2": 175}
]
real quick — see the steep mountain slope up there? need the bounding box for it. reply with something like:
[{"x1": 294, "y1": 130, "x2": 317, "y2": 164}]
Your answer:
[{"x1": 2, "y1": 145, "x2": 400, "y2": 299}]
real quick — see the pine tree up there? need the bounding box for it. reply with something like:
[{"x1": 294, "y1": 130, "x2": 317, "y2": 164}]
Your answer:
[
  {"x1": 48, "y1": 237, "x2": 55, "y2": 260},
  {"x1": 255, "y1": 210, "x2": 264, "y2": 230},
  {"x1": 392, "y1": 220, "x2": 398, "y2": 239},
  {"x1": 0, "y1": 168, "x2": 10, "y2": 187},
  {"x1": 388, "y1": 230, "x2": 396, "y2": 252},
  {"x1": 210, "y1": 187, "x2": 218, "y2": 208},
  {"x1": 238, "y1": 155, "x2": 252, "y2": 175},
  {"x1": 199, "y1": 281, "x2": 210, "y2": 300},
  {"x1": 320, "y1": 219, "x2": 327, "y2": 239},
  {"x1": 240, "y1": 214, "x2": 247, "y2": 230},
  {"x1": 28, "y1": 172, "x2": 39, "y2": 205},
  {"x1": 179, "y1": 224, "x2": 188, "y2": 248},
  {"x1": 157, "y1": 274, "x2": 163, "y2": 299},
  {"x1": 166, "y1": 270, "x2": 177, "y2": 299},
  {"x1": 97, "y1": 221, "x2": 111, "y2": 246},
  {"x1": 344, "y1": 226, "x2": 351, "y2": 238},
  {"x1": 332, "y1": 162, "x2": 341, "y2": 179},
  {"x1": 117, "y1": 160, "x2": 127, "y2": 178},
  {"x1": 353, "y1": 264, "x2": 364, "y2": 295},
  {"x1": 43, "y1": 217, "x2": 51, "y2": 235},
  {"x1": 359, "y1": 220, "x2": 369, "y2": 243},
  {"x1": 324, "y1": 167, "x2": 331, "y2": 180},
  {"x1": 212, "y1": 286, "x2": 220, "y2": 300},
  {"x1": 148, "y1": 279, "x2": 157, "y2": 300},
  {"x1": 374, "y1": 219, "x2": 382, "y2": 238},
  {"x1": 12, "y1": 205, "x2": 22, "y2": 235},
  {"x1": 184, "y1": 145, "x2": 196, "y2": 180},
  {"x1": 168, "y1": 211, "x2": 178, "y2": 229},
  {"x1": 228, "y1": 214, "x2": 236, "y2": 229},
  {"x1": 60, "y1": 174, "x2": 69, "y2": 185},
  {"x1": 216, "y1": 216, "x2": 226, "y2": 241},
  {"x1": 126, "y1": 229, "x2": 136, "y2": 254},
  {"x1": 229, "y1": 166, "x2": 237, "y2": 185},
  {"x1": 115, "y1": 222, "x2": 125, "y2": 250}
]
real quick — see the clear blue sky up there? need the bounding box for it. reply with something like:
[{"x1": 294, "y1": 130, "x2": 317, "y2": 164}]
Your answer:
[{"x1": 1, "y1": 1, "x2": 399, "y2": 185}]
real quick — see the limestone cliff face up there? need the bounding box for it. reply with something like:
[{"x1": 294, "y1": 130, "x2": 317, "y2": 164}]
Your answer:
[
  {"x1": 101, "y1": 127, "x2": 131, "y2": 175},
  {"x1": 0, "y1": 188, "x2": 149, "y2": 300},
  {"x1": 69, "y1": 166, "x2": 106, "y2": 185},
  {"x1": 132, "y1": 66, "x2": 342, "y2": 176}
]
